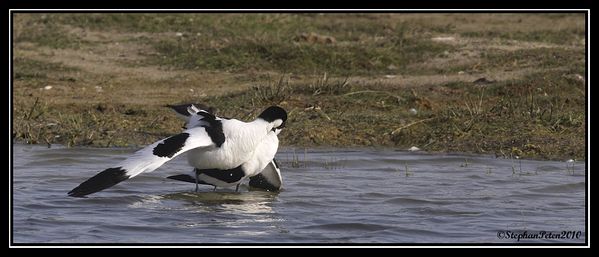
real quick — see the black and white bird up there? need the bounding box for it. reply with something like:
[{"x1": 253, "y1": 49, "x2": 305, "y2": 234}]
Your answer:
[
  {"x1": 164, "y1": 103, "x2": 217, "y2": 123},
  {"x1": 166, "y1": 131, "x2": 283, "y2": 192},
  {"x1": 68, "y1": 104, "x2": 287, "y2": 197},
  {"x1": 165, "y1": 103, "x2": 283, "y2": 192}
]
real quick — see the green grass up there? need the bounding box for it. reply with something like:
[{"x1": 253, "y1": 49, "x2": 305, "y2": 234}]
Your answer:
[
  {"x1": 12, "y1": 13, "x2": 586, "y2": 160},
  {"x1": 461, "y1": 29, "x2": 585, "y2": 45},
  {"x1": 185, "y1": 69, "x2": 583, "y2": 160},
  {"x1": 14, "y1": 13, "x2": 454, "y2": 75},
  {"x1": 12, "y1": 68, "x2": 586, "y2": 160},
  {"x1": 146, "y1": 23, "x2": 452, "y2": 75},
  {"x1": 13, "y1": 15, "x2": 89, "y2": 49},
  {"x1": 14, "y1": 58, "x2": 80, "y2": 80},
  {"x1": 481, "y1": 48, "x2": 585, "y2": 71}
]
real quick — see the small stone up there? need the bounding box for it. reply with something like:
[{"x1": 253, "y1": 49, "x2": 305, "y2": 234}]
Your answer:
[
  {"x1": 431, "y1": 36, "x2": 455, "y2": 42},
  {"x1": 408, "y1": 146, "x2": 421, "y2": 152},
  {"x1": 408, "y1": 108, "x2": 418, "y2": 115}
]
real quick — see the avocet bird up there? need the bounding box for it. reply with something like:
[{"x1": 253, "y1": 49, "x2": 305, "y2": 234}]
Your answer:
[
  {"x1": 68, "y1": 104, "x2": 287, "y2": 197},
  {"x1": 166, "y1": 133, "x2": 283, "y2": 192},
  {"x1": 165, "y1": 103, "x2": 283, "y2": 192}
]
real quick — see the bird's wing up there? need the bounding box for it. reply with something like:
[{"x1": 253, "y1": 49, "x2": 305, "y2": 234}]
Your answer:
[
  {"x1": 249, "y1": 159, "x2": 283, "y2": 192},
  {"x1": 68, "y1": 126, "x2": 215, "y2": 197},
  {"x1": 165, "y1": 103, "x2": 216, "y2": 121}
]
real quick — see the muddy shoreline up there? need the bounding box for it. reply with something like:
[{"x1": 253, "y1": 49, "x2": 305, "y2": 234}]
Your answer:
[{"x1": 12, "y1": 13, "x2": 586, "y2": 160}]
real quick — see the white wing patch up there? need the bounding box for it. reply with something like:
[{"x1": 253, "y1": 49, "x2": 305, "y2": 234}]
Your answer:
[
  {"x1": 68, "y1": 126, "x2": 214, "y2": 197},
  {"x1": 120, "y1": 126, "x2": 214, "y2": 178}
]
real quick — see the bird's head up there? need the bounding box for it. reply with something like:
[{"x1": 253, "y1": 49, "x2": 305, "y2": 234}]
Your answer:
[{"x1": 258, "y1": 106, "x2": 287, "y2": 132}]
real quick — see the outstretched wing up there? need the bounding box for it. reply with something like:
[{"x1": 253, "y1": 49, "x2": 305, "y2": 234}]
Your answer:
[
  {"x1": 249, "y1": 159, "x2": 282, "y2": 192},
  {"x1": 68, "y1": 127, "x2": 215, "y2": 197}
]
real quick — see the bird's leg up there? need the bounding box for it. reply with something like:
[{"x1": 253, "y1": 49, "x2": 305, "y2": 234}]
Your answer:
[
  {"x1": 194, "y1": 169, "x2": 199, "y2": 193},
  {"x1": 213, "y1": 186, "x2": 217, "y2": 191},
  {"x1": 235, "y1": 184, "x2": 240, "y2": 192}
]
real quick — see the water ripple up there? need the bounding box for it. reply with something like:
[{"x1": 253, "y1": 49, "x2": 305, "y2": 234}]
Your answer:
[{"x1": 11, "y1": 144, "x2": 586, "y2": 244}]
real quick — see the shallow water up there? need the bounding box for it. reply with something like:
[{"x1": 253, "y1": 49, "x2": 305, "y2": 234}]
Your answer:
[{"x1": 12, "y1": 144, "x2": 586, "y2": 244}]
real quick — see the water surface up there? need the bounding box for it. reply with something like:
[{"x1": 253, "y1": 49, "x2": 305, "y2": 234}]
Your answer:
[{"x1": 12, "y1": 144, "x2": 586, "y2": 244}]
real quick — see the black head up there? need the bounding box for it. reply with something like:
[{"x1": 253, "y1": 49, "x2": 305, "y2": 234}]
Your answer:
[{"x1": 258, "y1": 106, "x2": 287, "y2": 128}]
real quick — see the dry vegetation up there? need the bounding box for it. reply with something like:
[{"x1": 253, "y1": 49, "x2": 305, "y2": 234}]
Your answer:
[{"x1": 12, "y1": 13, "x2": 586, "y2": 160}]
